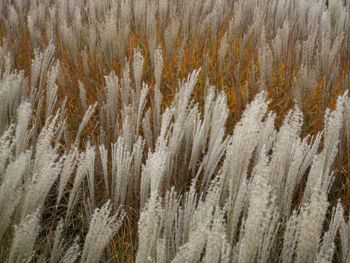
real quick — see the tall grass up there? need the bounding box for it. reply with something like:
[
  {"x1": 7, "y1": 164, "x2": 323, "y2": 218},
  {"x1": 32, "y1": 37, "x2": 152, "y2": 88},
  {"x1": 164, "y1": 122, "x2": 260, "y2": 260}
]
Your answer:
[{"x1": 0, "y1": 0, "x2": 350, "y2": 262}]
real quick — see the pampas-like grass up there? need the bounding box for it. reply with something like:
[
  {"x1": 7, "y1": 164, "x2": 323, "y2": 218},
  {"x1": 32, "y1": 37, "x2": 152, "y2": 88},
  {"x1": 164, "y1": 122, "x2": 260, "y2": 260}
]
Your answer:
[
  {"x1": 1, "y1": 65, "x2": 350, "y2": 262},
  {"x1": 0, "y1": 152, "x2": 30, "y2": 240},
  {"x1": 8, "y1": 209, "x2": 41, "y2": 263},
  {"x1": 81, "y1": 201, "x2": 125, "y2": 263},
  {"x1": 0, "y1": 0, "x2": 350, "y2": 262}
]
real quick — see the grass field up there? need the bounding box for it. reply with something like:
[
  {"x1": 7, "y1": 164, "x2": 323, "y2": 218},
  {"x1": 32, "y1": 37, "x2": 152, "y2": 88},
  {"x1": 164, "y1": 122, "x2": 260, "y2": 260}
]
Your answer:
[{"x1": 0, "y1": 0, "x2": 350, "y2": 262}]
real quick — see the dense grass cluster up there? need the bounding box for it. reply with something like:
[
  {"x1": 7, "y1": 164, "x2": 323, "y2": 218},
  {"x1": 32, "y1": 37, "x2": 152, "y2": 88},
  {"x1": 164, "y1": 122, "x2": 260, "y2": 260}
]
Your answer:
[{"x1": 1, "y1": 0, "x2": 350, "y2": 262}]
